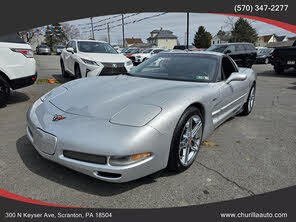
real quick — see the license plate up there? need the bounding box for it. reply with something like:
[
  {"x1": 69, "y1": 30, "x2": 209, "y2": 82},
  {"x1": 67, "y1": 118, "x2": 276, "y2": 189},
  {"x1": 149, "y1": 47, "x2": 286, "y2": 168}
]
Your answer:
[{"x1": 287, "y1": 61, "x2": 295, "y2": 65}]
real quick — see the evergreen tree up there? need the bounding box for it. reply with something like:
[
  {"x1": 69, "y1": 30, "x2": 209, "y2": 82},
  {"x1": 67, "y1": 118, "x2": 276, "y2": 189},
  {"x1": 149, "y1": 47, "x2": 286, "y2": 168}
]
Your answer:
[
  {"x1": 192, "y1": 26, "x2": 212, "y2": 48},
  {"x1": 229, "y1": 18, "x2": 258, "y2": 43}
]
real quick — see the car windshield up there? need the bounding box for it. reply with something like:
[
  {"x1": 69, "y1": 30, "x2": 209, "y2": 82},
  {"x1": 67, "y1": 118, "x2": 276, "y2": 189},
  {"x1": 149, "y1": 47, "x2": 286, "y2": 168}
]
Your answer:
[
  {"x1": 128, "y1": 53, "x2": 218, "y2": 82},
  {"x1": 141, "y1": 49, "x2": 153, "y2": 53},
  {"x1": 257, "y1": 48, "x2": 273, "y2": 55},
  {"x1": 77, "y1": 41, "x2": 118, "y2": 54},
  {"x1": 129, "y1": 49, "x2": 139, "y2": 53},
  {"x1": 121, "y1": 48, "x2": 129, "y2": 53},
  {"x1": 125, "y1": 48, "x2": 136, "y2": 53},
  {"x1": 40, "y1": 45, "x2": 49, "y2": 48},
  {"x1": 207, "y1": 45, "x2": 228, "y2": 53},
  {"x1": 57, "y1": 46, "x2": 64, "y2": 49}
]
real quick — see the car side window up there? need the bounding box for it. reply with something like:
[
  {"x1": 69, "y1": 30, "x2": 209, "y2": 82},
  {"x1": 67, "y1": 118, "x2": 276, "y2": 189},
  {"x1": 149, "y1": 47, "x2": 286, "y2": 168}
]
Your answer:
[
  {"x1": 235, "y1": 44, "x2": 245, "y2": 52},
  {"x1": 221, "y1": 57, "x2": 237, "y2": 80},
  {"x1": 71, "y1": 41, "x2": 77, "y2": 53},
  {"x1": 225, "y1": 45, "x2": 235, "y2": 53}
]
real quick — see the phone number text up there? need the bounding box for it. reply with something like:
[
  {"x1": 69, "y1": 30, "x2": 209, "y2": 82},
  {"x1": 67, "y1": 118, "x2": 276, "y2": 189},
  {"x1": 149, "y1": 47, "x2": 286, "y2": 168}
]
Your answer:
[{"x1": 234, "y1": 5, "x2": 288, "y2": 13}]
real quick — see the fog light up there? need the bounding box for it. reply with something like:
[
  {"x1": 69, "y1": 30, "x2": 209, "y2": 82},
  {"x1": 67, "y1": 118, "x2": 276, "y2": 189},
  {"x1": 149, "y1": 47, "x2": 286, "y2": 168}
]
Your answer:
[{"x1": 109, "y1": 152, "x2": 151, "y2": 166}]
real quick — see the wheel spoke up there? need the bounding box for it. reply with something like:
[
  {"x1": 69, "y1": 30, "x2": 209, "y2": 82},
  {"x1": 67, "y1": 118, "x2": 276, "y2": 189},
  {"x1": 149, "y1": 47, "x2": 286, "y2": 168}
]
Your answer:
[
  {"x1": 192, "y1": 121, "x2": 202, "y2": 138},
  {"x1": 184, "y1": 146, "x2": 190, "y2": 164}
]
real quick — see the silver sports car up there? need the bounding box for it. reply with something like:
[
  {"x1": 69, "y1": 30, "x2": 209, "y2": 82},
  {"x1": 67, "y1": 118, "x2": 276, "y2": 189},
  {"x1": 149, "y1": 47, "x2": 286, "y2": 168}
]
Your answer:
[{"x1": 26, "y1": 51, "x2": 257, "y2": 183}]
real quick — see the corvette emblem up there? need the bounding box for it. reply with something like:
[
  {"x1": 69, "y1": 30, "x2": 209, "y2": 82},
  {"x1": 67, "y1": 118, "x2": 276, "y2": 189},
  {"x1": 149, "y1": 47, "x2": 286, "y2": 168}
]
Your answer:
[
  {"x1": 112, "y1": 63, "x2": 117, "y2": 68},
  {"x1": 52, "y1": 114, "x2": 66, "y2": 121}
]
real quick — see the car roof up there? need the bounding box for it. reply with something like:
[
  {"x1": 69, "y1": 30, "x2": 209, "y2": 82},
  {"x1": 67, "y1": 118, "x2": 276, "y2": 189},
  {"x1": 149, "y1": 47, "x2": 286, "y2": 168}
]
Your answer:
[
  {"x1": 162, "y1": 50, "x2": 224, "y2": 57},
  {"x1": 72, "y1": 39, "x2": 108, "y2": 43},
  {"x1": 213, "y1": 42, "x2": 253, "y2": 46}
]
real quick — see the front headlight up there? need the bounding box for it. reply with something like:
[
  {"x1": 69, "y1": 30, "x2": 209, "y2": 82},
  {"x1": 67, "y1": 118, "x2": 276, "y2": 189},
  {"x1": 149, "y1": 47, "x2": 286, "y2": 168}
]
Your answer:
[
  {"x1": 126, "y1": 60, "x2": 133, "y2": 66},
  {"x1": 109, "y1": 152, "x2": 151, "y2": 166},
  {"x1": 81, "y1": 58, "x2": 99, "y2": 66}
]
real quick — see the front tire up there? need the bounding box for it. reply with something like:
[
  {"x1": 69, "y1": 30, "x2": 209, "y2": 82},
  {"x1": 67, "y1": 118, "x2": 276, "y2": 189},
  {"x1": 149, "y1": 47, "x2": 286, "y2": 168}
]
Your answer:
[
  {"x1": 241, "y1": 84, "x2": 256, "y2": 116},
  {"x1": 167, "y1": 107, "x2": 203, "y2": 172},
  {"x1": 60, "y1": 60, "x2": 69, "y2": 78},
  {"x1": 74, "y1": 64, "x2": 82, "y2": 79},
  {"x1": 0, "y1": 76, "x2": 10, "y2": 108}
]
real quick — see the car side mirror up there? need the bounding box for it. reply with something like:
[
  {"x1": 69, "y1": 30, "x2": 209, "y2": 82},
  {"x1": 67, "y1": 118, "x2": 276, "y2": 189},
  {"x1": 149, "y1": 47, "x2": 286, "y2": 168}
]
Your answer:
[
  {"x1": 224, "y1": 50, "x2": 232, "y2": 54},
  {"x1": 226, "y1": 72, "x2": 247, "y2": 84},
  {"x1": 66, "y1": 47, "x2": 74, "y2": 54}
]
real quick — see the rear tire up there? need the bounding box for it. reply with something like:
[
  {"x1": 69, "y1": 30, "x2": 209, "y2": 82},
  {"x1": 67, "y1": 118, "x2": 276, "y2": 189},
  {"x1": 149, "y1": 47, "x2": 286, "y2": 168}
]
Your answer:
[
  {"x1": 74, "y1": 64, "x2": 82, "y2": 79},
  {"x1": 0, "y1": 76, "x2": 10, "y2": 108},
  {"x1": 274, "y1": 66, "x2": 284, "y2": 74},
  {"x1": 167, "y1": 107, "x2": 203, "y2": 172},
  {"x1": 60, "y1": 60, "x2": 69, "y2": 78},
  {"x1": 241, "y1": 84, "x2": 256, "y2": 116}
]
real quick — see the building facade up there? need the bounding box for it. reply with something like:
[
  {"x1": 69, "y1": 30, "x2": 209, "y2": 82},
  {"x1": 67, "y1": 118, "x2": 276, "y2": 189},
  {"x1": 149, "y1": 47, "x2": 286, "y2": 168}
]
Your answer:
[{"x1": 147, "y1": 29, "x2": 178, "y2": 49}]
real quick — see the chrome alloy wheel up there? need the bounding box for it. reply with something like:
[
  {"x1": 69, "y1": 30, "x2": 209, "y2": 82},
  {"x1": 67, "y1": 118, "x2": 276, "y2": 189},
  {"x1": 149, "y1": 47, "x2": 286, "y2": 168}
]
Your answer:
[
  {"x1": 179, "y1": 115, "x2": 203, "y2": 166},
  {"x1": 248, "y1": 86, "x2": 255, "y2": 112}
]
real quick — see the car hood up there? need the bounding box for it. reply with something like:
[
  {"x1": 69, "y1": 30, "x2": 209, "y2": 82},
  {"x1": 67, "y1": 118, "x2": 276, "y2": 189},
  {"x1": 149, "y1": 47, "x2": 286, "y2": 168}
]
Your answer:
[
  {"x1": 49, "y1": 75, "x2": 207, "y2": 119},
  {"x1": 79, "y1": 52, "x2": 129, "y2": 63}
]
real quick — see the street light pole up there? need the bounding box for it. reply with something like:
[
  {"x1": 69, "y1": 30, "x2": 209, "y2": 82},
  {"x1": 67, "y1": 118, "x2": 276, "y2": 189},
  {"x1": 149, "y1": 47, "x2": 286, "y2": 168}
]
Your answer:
[
  {"x1": 90, "y1": 17, "x2": 95, "y2": 40},
  {"x1": 186, "y1": 12, "x2": 189, "y2": 49},
  {"x1": 122, "y1": 14, "x2": 125, "y2": 48}
]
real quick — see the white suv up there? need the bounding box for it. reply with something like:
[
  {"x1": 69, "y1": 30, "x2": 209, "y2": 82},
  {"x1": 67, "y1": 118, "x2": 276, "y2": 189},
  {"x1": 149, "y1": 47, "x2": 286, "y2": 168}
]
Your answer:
[
  {"x1": 60, "y1": 40, "x2": 133, "y2": 78},
  {"x1": 0, "y1": 34, "x2": 37, "y2": 108},
  {"x1": 131, "y1": 48, "x2": 165, "y2": 65}
]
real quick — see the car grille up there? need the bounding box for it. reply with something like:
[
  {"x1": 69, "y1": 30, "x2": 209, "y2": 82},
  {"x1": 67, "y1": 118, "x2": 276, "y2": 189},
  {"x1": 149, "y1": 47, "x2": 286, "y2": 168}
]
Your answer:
[
  {"x1": 101, "y1": 62, "x2": 127, "y2": 75},
  {"x1": 63, "y1": 150, "x2": 107, "y2": 165}
]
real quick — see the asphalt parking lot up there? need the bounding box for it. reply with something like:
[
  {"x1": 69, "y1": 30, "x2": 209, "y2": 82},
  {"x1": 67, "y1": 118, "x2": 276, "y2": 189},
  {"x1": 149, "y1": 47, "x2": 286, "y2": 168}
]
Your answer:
[{"x1": 0, "y1": 55, "x2": 296, "y2": 208}]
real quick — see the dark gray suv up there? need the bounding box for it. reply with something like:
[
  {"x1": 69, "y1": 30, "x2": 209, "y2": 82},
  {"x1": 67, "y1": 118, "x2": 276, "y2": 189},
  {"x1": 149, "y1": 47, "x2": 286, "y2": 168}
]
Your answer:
[{"x1": 207, "y1": 43, "x2": 257, "y2": 68}]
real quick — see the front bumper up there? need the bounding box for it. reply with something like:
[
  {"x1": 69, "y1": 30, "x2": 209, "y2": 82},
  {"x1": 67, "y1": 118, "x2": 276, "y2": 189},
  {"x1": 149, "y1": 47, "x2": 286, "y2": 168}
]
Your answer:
[
  {"x1": 80, "y1": 63, "x2": 133, "y2": 77},
  {"x1": 26, "y1": 99, "x2": 168, "y2": 182},
  {"x1": 10, "y1": 73, "x2": 37, "y2": 90}
]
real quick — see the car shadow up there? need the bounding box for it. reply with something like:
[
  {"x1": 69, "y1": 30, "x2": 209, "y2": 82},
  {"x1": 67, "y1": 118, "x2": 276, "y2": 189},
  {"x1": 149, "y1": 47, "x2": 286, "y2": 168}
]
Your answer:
[
  {"x1": 51, "y1": 74, "x2": 74, "y2": 84},
  {"x1": 287, "y1": 82, "x2": 296, "y2": 90},
  {"x1": 16, "y1": 136, "x2": 173, "y2": 196},
  {"x1": 7, "y1": 91, "x2": 30, "y2": 105},
  {"x1": 258, "y1": 68, "x2": 296, "y2": 78}
]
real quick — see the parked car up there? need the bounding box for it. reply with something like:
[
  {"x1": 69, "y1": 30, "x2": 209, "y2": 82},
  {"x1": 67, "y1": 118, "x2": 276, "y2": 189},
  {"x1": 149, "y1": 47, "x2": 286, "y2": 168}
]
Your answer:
[
  {"x1": 131, "y1": 48, "x2": 165, "y2": 65},
  {"x1": 0, "y1": 33, "x2": 37, "y2": 107},
  {"x1": 207, "y1": 43, "x2": 257, "y2": 68},
  {"x1": 60, "y1": 40, "x2": 133, "y2": 78},
  {"x1": 36, "y1": 44, "x2": 51, "y2": 55},
  {"x1": 271, "y1": 46, "x2": 296, "y2": 74},
  {"x1": 125, "y1": 48, "x2": 141, "y2": 59},
  {"x1": 256, "y1": 47, "x2": 274, "y2": 64},
  {"x1": 27, "y1": 51, "x2": 256, "y2": 182},
  {"x1": 122, "y1": 47, "x2": 137, "y2": 55},
  {"x1": 55, "y1": 45, "x2": 65, "y2": 55}
]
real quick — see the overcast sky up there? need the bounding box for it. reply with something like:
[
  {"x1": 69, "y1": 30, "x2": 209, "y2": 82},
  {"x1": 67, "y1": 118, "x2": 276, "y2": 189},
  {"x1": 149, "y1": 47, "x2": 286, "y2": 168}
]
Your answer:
[{"x1": 66, "y1": 12, "x2": 295, "y2": 45}]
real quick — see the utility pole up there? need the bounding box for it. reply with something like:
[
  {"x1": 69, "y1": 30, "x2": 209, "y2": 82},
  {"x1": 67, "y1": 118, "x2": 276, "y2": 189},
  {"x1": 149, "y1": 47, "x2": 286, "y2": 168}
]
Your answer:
[
  {"x1": 186, "y1": 12, "x2": 189, "y2": 49},
  {"x1": 90, "y1": 17, "x2": 95, "y2": 40},
  {"x1": 107, "y1": 23, "x2": 110, "y2": 43},
  {"x1": 122, "y1": 14, "x2": 125, "y2": 48}
]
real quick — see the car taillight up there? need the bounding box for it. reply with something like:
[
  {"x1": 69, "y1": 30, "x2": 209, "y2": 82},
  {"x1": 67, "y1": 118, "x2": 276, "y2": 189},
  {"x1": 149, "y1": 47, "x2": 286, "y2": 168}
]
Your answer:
[{"x1": 10, "y1": 48, "x2": 34, "y2": 58}]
